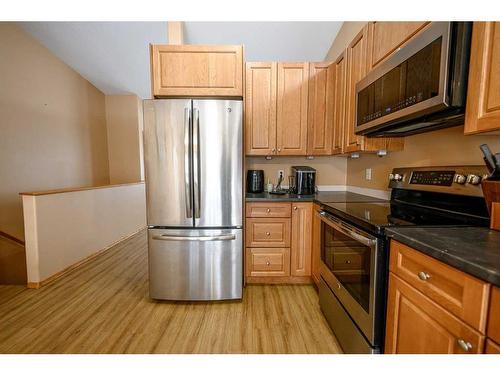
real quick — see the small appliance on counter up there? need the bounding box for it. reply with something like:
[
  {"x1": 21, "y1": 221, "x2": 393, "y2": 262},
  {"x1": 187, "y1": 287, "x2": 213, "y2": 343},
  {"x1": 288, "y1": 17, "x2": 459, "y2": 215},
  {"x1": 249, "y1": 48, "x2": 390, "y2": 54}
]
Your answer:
[
  {"x1": 291, "y1": 166, "x2": 316, "y2": 195},
  {"x1": 246, "y1": 170, "x2": 264, "y2": 193}
]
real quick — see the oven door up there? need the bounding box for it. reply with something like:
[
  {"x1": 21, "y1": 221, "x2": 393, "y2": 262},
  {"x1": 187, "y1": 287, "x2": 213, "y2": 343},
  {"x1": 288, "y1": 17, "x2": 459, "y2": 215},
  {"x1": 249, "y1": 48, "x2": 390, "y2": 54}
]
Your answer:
[{"x1": 319, "y1": 211, "x2": 379, "y2": 343}]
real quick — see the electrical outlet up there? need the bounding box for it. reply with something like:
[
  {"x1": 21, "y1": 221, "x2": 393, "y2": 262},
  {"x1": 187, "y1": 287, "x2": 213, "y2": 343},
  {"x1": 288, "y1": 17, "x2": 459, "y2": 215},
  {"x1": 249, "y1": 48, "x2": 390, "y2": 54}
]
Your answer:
[
  {"x1": 277, "y1": 170, "x2": 284, "y2": 181},
  {"x1": 365, "y1": 168, "x2": 372, "y2": 181}
]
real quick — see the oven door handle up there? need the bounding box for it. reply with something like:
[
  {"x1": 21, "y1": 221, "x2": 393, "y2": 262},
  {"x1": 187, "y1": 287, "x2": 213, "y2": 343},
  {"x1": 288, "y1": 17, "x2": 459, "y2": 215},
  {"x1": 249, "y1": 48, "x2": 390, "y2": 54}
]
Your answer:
[{"x1": 319, "y1": 212, "x2": 377, "y2": 247}]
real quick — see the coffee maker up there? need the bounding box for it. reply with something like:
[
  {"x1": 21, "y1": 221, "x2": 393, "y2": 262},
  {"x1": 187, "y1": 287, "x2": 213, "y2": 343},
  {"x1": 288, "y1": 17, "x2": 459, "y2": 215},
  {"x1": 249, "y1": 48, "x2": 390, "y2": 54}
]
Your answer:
[{"x1": 291, "y1": 166, "x2": 316, "y2": 195}]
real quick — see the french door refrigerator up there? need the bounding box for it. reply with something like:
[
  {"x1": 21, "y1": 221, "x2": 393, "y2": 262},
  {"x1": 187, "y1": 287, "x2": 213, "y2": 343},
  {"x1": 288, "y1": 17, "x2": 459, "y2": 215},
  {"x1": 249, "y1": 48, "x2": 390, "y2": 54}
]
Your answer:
[{"x1": 143, "y1": 99, "x2": 243, "y2": 301}]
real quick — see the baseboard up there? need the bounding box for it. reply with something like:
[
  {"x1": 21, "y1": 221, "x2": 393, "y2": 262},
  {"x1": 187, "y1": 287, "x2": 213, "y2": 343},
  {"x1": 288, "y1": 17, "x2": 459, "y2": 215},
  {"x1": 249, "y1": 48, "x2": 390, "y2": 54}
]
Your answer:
[
  {"x1": 27, "y1": 227, "x2": 146, "y2": 289},
  {"x1": 0, "y1": 230, "x2": 25, "y2": 246}
]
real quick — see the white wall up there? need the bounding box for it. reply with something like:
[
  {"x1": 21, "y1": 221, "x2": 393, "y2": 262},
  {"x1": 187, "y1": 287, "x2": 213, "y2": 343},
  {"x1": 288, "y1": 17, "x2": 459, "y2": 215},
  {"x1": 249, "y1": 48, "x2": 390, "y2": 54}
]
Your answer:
[{"x1": 22, "y1": 183, "x2": 146, "y2": 284}]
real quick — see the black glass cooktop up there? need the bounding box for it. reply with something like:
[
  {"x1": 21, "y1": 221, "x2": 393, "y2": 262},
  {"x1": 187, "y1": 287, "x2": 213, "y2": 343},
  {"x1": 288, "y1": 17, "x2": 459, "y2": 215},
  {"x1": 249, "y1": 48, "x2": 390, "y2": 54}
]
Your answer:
[{"x1": 321, "y1": 200, "x2": 490, "y2": 235}]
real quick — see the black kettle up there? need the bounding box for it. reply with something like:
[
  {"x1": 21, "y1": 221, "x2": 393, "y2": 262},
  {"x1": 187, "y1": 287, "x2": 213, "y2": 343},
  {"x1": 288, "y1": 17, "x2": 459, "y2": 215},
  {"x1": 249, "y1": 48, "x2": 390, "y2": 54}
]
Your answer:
[{"x1": 247, "y1": 170, "x2": 264, "y2": 193}]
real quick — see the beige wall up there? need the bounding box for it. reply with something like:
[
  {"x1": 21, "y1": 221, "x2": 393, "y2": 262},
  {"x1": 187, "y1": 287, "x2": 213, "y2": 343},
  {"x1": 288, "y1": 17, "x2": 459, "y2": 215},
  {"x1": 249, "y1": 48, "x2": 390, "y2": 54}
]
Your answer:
[
  {"x1": 246, "y1": 156, "x2": 347, "y2": 187},
  {"x1": 105, "y1": 95, "x2": 144, "y2": 184},
  {"x1": 347, "y1": 126, "x2": 500, "y2": 190},
  {"x1": 22, "y1": 183, "x2": 146, "y2": 284},
  {"x1": 0, "y1": 23, "x2": 109, "y2": 241}
]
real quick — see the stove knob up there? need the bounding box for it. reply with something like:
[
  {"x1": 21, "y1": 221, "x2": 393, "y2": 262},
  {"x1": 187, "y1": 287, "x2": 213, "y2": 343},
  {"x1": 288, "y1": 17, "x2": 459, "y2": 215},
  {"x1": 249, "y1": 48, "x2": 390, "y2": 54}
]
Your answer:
[
  {"x1": 388, "y1": 173, "x2": 395, "y2": 181},
  {"x1": 454, "y1": 174, "x2": 467, "y2": 184},
  {"x1": 466, "y1": 174, "x2": 482, "y2": 185},
  {"x1": 393, "y1": 173, "x2": 403, "y2": 182}
]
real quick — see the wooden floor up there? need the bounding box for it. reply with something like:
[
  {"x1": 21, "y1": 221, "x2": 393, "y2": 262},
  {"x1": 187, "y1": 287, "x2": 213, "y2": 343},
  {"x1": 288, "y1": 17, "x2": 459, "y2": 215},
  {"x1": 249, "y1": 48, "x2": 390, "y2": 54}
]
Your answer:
[{"x1": 0, "y1": 230, "x2": 341, "y2": 354}]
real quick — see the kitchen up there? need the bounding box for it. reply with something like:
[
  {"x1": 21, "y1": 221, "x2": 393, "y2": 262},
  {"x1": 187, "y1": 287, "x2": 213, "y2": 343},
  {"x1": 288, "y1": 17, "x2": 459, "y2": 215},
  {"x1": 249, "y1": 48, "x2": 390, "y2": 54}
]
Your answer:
[{"x1": 1, "y1": 1, "x2": 500, "y2": 372}]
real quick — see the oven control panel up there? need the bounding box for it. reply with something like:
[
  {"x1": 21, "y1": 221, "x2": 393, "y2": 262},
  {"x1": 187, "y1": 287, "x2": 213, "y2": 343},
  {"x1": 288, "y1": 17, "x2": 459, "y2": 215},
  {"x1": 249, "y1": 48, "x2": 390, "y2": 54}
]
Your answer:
[
  {"x1": 409, "y1": 171, "x2": 455, "y2": 186},
  {"x1": 388, "y1": 166, "x2": 488, "y2": 197}
]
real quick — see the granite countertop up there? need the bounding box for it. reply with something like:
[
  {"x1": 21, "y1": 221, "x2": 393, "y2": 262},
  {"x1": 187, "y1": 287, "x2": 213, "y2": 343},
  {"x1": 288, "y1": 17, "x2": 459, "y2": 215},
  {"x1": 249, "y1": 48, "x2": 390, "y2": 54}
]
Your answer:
[
  {"x1": 386, "y1": 227, "x2": 500, "y2": 287},
  {"x1": 246, "y1": 191, "x2": 386, "y2": 204}
]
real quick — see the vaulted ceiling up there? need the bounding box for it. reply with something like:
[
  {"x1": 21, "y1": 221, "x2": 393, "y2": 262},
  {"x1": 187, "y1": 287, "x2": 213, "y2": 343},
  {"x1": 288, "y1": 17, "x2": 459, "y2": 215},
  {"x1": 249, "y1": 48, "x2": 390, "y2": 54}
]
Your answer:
[{"x1": 18, "y1": 22, "x2": 342, "y2": 99}]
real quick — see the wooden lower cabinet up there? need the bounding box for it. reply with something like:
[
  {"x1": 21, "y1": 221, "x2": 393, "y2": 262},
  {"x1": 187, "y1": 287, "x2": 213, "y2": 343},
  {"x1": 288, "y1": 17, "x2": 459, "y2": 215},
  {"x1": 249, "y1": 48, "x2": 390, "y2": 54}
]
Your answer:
[
  {"x1": 311, "y1": 204, "x2": 322, "y2": 287},
  {"x1": 245, "y1": 202, "x2": 313, "y2": 284},
  {"x1": 486, "y1": 339, "x2": 500, "y2": 354},
  {"x1": 385, "y1": 273, "x2": 485, "y2": 354},
  {"x1": 487, "y1": 286, "x2": 500, "y2": 343}
]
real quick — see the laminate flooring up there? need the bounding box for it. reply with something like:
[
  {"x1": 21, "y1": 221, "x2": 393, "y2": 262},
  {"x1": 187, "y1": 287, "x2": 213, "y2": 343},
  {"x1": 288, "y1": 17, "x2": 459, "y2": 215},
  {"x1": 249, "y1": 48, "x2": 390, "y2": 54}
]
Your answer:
[{"x1": 0, "y1": 230, "x2": 341, "y2": 354}]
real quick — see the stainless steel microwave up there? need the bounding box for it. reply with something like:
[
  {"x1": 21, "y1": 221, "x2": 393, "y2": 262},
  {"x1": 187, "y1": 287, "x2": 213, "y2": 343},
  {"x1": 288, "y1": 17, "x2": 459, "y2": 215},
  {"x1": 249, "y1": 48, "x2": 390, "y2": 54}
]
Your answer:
[{"x1": 355, "y1": 22, "x2": 472, "y2": 137}]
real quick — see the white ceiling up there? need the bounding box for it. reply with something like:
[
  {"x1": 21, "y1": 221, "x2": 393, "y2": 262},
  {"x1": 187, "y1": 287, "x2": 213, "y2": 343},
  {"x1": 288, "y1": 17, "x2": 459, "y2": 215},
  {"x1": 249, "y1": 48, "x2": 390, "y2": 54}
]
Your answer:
[{"x1": 18, "y1": 22, "x2": 342, "y2": 99}]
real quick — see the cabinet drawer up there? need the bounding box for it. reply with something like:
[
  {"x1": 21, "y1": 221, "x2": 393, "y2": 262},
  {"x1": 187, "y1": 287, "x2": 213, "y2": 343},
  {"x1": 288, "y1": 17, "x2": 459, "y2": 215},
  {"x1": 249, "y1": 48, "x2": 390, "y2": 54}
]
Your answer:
[
  {"x1": 246, "y1": 202, "x2": 291, "y2": 218},
  {"x1": 245, "y1": 218, "x2": 291, "y2": 248},
  {"x1": 245, "y1": 248, "x2": 290, "y2": 277},
  {"x1": 487, "y1": 286, "x2": 500, "y2": 343},
  {"x1": 390, "y1": 241, "x2": 490, "y2": 332},
  {"x1": 385, "y1": 273, "x2": 485, "y2": 354}
]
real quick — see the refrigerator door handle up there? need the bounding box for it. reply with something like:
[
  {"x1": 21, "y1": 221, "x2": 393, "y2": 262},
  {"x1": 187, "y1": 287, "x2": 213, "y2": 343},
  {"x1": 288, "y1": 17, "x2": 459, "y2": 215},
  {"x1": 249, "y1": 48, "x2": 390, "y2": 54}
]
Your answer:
[
  {"x1": 152, "y1": 234, "x2": 236, "y2": 242},
  {"x1": 193, "y1": 107, "x2": 201, "y2": 219},
  {"x1": 184, "y1": 107, "x2": 193, "y2": 218}
]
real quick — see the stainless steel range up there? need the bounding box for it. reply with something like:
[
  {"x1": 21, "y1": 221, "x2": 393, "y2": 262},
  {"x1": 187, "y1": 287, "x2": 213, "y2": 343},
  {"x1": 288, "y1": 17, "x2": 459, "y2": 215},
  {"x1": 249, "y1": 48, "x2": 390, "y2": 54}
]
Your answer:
[{"x1": 318, "y1": 166, "x2": 490, "y2": 353}]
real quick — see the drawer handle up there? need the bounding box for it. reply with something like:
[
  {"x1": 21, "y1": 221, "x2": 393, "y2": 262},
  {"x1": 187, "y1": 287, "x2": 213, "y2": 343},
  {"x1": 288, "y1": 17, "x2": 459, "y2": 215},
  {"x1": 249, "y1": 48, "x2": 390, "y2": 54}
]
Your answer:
[
  {"x1": 457, "y1": 339, "x2": 472, "y2": 352},
  {"x1": 293, "y1": 206, "x2": 298, "y2": 210},
  {"x1": 266, "y1": 208, "x2": 271, "y2": 213},
  {"x1": 266, "y1": 232, "x2": 270, "y2": 236},
  {"x1": 266, "y1": 261, "x2": 271, "y2": 266},
  {"x1": 417, "y1": 271, "x2": 431, "y2": 281},
  {"x1": 345, "y1": 260, "x2": 351, "y2": 264}
]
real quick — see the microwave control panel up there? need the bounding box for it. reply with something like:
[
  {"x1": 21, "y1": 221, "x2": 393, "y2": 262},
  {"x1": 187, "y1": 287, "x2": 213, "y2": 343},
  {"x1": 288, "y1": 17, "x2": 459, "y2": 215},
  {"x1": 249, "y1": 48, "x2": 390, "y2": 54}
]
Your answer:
[{"x1": 409, "y1": 171, "x2": 455, "y2": 186}]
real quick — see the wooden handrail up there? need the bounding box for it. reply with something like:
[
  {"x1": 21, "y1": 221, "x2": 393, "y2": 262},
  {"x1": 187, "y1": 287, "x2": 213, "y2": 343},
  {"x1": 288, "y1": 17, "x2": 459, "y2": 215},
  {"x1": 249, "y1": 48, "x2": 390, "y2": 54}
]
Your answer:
[{"x1": 19, "y1": 182, "x2": 144, "y2": 197}]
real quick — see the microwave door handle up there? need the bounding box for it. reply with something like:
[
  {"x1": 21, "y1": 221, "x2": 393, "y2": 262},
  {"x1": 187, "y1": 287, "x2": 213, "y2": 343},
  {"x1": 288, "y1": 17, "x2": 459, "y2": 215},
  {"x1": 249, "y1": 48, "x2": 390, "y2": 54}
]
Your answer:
[
  {"x1": 320, "y1": 213, "x2": 376, "y2": 247},
  {"x1": 193, "y1": 108, "x2": 201, "y2": 219},
  {"x1": 184, "y1": 107, "x2": 192, "y2": 218}
]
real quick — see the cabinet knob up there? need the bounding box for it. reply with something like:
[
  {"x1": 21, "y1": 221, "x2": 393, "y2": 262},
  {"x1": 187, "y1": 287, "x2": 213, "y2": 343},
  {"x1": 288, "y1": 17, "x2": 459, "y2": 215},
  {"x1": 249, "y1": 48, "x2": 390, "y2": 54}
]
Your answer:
[
  {"x1": 457, "y1": 339, "x2": 472, "y2": 352},
  {"x1": 417, "y1": 271, "x2": 431, "y2": 281},
  {"x1": 277, "y1": 148, "x2": 281, "y2": 152},
  {"x1": 272, "y1": 148, "x2": 276, "y2": 153},
  {"x1": 293, "y1": 206, "x2": 298, "y2": 210},
  {"x1": 345, "y1": 260, "x2": 351, "y2": 264},
  {"x1": 266, "y1": 261, "x2": 271, "y2": 266},
  {"x1": 266, "y1": 232, "x2": 270, "y2": 236},
  {"x1": 266, "y1": 208, "x2": 271, "y2": 213},
  {"x1": 337, "y1": 283, "x2": 341, "y2": 290}
]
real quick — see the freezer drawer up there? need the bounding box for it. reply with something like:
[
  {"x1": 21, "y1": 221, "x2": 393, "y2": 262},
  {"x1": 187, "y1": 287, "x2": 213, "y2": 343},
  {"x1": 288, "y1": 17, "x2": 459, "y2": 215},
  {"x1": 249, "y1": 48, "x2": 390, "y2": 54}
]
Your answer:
[{"x1": 148, "y1": 228, "x2": 243, "y2": 301}]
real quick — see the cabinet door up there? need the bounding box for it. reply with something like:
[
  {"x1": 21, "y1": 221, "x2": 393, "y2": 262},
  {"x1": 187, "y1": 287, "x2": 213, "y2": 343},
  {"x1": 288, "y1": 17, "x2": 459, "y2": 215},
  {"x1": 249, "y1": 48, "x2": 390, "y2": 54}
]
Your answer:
[
  {"x1": 385, "y1": 273, "x2": 485, "y2": 354},
  {"x1": 487, "y1": 286, "x2": 500, "y2": 343},
  {"x1": 245, "y1": 248, "x2": 290, "y2": 277},
  {"x1": 276, "y1": 63, "x2": 309, "y2": 155},
  {"x1": 311, "y1": 204, "x2": 322, "y2": 286},
  {"x1": 290, "y1": 202, "x2": 313, "y2": 277},
  {"x1": 368, "y1": 22, "x2": 429, "y2": 70},
  {"x1": 150, "y1": 45, "x2": 243, "y2": 97},
  {"x1": 332, "y1": 51, "x2": 347, "y2": 154},
  {"x1": 344, "y1": 26, "x2": 369, "y2": 153},
  {"x1": 465, "y1": 22, "x2": 500, "y2": 134},
  {"x1": 245, "y1": 62, "x2": 277, "y2": 155},
  {"x1": 307, "y1": 63, "x2": 334, "y2": 155}
]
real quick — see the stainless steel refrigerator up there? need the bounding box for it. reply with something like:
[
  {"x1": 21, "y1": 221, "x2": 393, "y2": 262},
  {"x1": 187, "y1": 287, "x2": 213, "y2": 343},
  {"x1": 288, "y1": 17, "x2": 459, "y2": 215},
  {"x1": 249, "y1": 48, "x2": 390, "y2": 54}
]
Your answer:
[{"x1": 143, "y1": 99, "x2": 243, "y2": 301}]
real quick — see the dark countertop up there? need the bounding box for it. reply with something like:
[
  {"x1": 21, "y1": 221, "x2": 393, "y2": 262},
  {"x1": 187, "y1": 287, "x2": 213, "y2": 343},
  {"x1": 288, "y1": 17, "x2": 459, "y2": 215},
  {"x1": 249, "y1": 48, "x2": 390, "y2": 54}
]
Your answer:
[
  {"x1": 246, "y1": 191, "x2": 386, "y2": 204},
  {"x1": 386, "y1": 227, "x2": 500, "y2": 287}
]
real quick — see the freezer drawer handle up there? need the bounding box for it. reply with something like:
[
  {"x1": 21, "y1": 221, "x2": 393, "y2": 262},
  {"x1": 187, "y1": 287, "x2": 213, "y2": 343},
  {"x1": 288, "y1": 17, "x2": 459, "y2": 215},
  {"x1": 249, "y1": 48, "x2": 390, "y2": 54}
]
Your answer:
[{"x1": 152, "y1": 234, "x2": 236, "y2": 242}]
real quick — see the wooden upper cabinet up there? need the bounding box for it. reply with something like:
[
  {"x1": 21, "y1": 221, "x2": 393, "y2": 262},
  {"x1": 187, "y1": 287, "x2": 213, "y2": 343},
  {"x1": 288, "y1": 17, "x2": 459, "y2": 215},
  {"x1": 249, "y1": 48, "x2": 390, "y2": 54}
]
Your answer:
[
  {"x1": 150, "y1": 44, "x2": 243, "y2": 97},
  {"x1": 245, "y1": 62, "x2": 277, "y2": 155},
  {"x1": 344, "y1": 26, "x2": 369, "y2": 153},
  {"x1": 367, "y1": 22, "x2": 429, "y2": 70},
  {"x1": 276, "y1": 63, "x2": 309, "y2": 155},
  {"x1": 465, "y1": 22, "x2": 500, "y2": 134},
  {"x1": 307, "y1": 63, "x2": 334, "y2": 155},
  {"x1": 290, "y1": 202, "x2": 312, "y2": 277},
  {"x1": 332, "y1": 51, "x2": 347, "y2": 154},
  {"x1": 385, "y1": 273, "x2": 485, "y2": 354}
]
